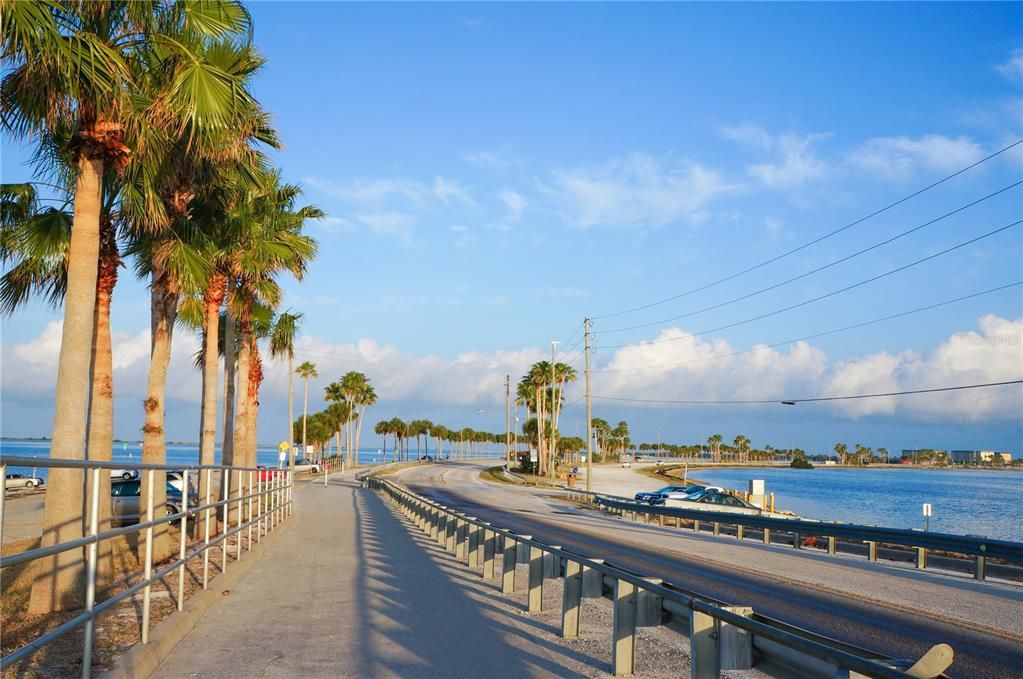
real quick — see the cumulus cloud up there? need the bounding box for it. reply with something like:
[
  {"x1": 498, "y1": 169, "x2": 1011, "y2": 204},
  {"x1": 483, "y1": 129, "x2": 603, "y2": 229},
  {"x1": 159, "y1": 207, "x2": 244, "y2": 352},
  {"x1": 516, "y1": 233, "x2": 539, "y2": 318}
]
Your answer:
[
  {"x1": 720, "y1": 124, "x2": 830, "y2": 189},
  {"x1": 848, "y1": 134, "x2": 985, "y2": 179},
  {"x1": 544, "y1": 153, "x2": 736, "y2": 229}
]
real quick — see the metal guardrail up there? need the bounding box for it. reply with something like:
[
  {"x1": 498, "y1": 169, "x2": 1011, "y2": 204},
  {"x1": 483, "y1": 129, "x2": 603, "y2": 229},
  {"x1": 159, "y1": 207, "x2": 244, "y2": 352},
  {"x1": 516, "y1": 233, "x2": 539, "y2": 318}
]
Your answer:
[
  {"x1": 0, "y1": 455, "x2": 293, "y2": 678},
  {"x1": 368, "y1": 476, "x2": 953, "y2": 679},
  {"x1": 563, "y1": 488, "x2": 1023, "y2": 579}
]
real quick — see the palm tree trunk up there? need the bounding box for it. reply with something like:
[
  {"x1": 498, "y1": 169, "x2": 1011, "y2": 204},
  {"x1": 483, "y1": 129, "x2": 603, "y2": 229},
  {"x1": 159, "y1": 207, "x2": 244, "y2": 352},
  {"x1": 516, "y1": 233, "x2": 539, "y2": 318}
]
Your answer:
[
  {"x1": 85, "y1": 218, "x2": 119, "y2": 586},
  {"x1": 199, "y1": 275, "x2": 225, "y2": 538},
  {"x1": 287, "y1": 354, "x2": 295, "y2": 471},
  {"x1": 29, "y1": 155, "x2": 103, "y2": 614},
  {"x1": 244, "y1": 334, "x2": 261, "y2": 467},
  {"x1": 301, "y1": 376, "x2": 309, "y2": 461},
  {"x1": 222, "y1": 311, "x2": 237, "y2": 464},
  {"x1": 354, "y1": 405, "x2": 366, "y2": 466},
  {"x1": 141, "y1": 261, "x2": 177, "y2": 561},
  {"x1": 231, "y1": 312, "x2": 252, "y2": 501}
]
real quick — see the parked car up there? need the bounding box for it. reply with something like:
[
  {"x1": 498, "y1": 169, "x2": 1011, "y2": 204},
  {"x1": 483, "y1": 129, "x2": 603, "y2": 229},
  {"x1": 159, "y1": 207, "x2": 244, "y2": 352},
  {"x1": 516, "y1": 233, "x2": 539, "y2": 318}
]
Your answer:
[
  {"x1": 257, "y1": 465, "x2": 283, "y2": 481},
  {"x1": 292, "y1": 459, "x2": 322, "y2": 474},
  {"x1": 111, "y1": 478, "x2": 198, "y2": 526},
  {"x1": 651, "y1": 485, "x2": 722, "y2": 505},
  {"x1": 5, "y1": 473, "x2": 44, "y2": 489},
  {"x1": 620, "y1": 459, "x2": 632, "y2": 468},
  {"x1": 635, "y1": 484, "x2": 700, "y2": 504},
  {"x1": 110, "y1": 468, "x2": 139, "y2": 481},
  {"x1": 667, "y1": 489, "x2": 758, "y2": 510}
]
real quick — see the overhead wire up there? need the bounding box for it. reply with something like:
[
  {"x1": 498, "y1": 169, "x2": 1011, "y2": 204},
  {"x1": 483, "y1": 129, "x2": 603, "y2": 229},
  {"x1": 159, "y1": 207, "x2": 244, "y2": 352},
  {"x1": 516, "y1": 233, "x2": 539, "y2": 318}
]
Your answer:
[
  {"x1": 591, "y1": 139, "x2": 1023, "y2": 321},
  {"x1": 592, "y1": 281, "x2": 1023, "y2": 373},
  {"x1": 596, "y1": 218, "x2": 1023, "y2": 350},
  {"x1": 601, "y1": 182, "x2": 1022, "y2": 334},
  {"x1": 591, "y1": 379, "x2": 1023, "y2": 405}
]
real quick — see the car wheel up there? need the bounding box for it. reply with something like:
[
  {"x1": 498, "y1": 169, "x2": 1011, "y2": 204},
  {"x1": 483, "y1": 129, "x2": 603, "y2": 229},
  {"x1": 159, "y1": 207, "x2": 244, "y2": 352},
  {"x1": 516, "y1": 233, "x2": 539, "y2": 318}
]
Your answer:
[
  {"x1": 122, "y1": 471, "x2": 132, "y2": 480},
  {"x1": 25, "y1": 480, "x2": 36, "y2": 488}
]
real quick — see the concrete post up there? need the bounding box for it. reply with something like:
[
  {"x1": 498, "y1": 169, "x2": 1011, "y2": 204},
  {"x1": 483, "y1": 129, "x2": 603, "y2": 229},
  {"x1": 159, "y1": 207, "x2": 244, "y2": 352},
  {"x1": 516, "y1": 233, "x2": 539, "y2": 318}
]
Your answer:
[
  {"x1": 916, "y1": 547, "x2": 927, "y2": 569},
  {"x1": 713, "y1": 522, "x2": 720, "y2": 536},
  {"x1": 455, "y1": 520, "x2": 468, "y2": 560},
  {"x1": 437, "y1": 512, "x2": 448, "y2": 545},
  {"x1": 612, "y1": 579, "x2": 637, "y2": 676},
  {"x1": 690, "y1": 609, "x2": 719, "y2": 679},
  {"x1": 502, "y1": 537, "x2": 517, "y2": 593},
  {"x1": 867, "y1": 541, "x2": 877, "y2": 561},
  {"x1": 517, "y1": 535, "x2": 533, "y2": 564},
  {"x1": 468, "y1": 523, "x2": 481, "y2": 568},
  {"x1": 582, "y1": 559, "x2": 605, "y2": 598},
  {"x1": 430, "y1": 507, "x2": 440, "y2": 539},
  {"x1": 975, "y1": 555, "x2": 986, "y2": 580},
  {"x1": 792, "y1": 532, "x2": 800, "y2": 549},
  {"x1": 736, "y1": 525, "x2": 744, "y2": 541},
  {"x1": 762, "y1": 528, "x2": 771, "y2": 545},
  {"x1": 445, "y1": 515, "x2": 456, "y2": 552},
  {"x1": 561, "y1": 560, "x2": 582, "y2": 638},
  {"x1": 828, "y1": 536, "x2": 837, "y2": 555},
  {"x1": 528, "y1": 545, "x2": 544, "y2": 612}
]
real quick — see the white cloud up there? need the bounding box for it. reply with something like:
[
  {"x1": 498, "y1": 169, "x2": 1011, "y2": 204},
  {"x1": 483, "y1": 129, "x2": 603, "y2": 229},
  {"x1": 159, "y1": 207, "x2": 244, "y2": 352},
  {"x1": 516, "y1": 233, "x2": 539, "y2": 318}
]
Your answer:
[
  {"x1": 848, "y1": 135, "x2": 985, "y2": 179},
  {"x1": 303, "y1": 177, "x2": 427, "y2": 206},
  {"x1": 998, "y1": 48, "x2": 1023, "y2": 80},
  {"x1": 720, "y1": 124, "x2": 830, "y2": 189},
  {"x1": 432, "y1": 177, "x2": 475, "y2": 207},
  {"x1": 463, "y1": 147, "x2": 523, "y2": 173},
  {"x1": 499, "y1": 189, "x2": 526, "y2": 219},
  {"x1": 545, "y1": 153, "x2": 737, "y2": 229},
  {"x1": 354, "y1": 211, "x2": 416, "y2": 242}
]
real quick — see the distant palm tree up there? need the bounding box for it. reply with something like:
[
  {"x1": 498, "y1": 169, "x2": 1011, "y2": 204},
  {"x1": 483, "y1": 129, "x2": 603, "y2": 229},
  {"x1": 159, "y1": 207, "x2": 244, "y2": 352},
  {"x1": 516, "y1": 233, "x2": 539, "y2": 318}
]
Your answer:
[
  {"x1": 297, "y1": 361, "x2": 318, "y2": 459},
  {"x1": 708, "y1": 434, "x2": 724, "y2": 463},
  {"x1": 270, "y1": 311, "x2": 303, "y2": 470},
  {"x1": 733, "y1": 435, "x2": 751, "y2": 463},
  {"x1": 834, "y1": 442, "x2": 849, "y2": 465}
]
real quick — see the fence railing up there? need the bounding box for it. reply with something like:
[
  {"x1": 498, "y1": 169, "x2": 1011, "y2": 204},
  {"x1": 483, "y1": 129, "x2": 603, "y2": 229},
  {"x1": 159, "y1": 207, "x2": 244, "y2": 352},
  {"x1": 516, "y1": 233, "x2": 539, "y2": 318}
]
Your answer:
[
  {"x1": 0, "y1": 455, "x2": 293, "y2": 678},
  {"x1": 367, "y1": 476, "x2": 953, "y2": 679},
  {"x1": 562, "y1": 489, "x2": 1023, "y2": 580}
]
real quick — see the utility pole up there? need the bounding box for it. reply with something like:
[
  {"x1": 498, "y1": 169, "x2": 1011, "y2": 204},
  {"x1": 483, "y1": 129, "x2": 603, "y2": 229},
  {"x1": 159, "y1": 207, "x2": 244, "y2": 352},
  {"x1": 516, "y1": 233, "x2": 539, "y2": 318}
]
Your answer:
[
  {"x1": 549, "y1": 340, "x2": 558, "y2": 478},
  {"x1": 584, "y1": 318, "x2": 593, "y2": 492},
  {"x1": 505, "y1": 374, "x2": 511, "y2": 465}
]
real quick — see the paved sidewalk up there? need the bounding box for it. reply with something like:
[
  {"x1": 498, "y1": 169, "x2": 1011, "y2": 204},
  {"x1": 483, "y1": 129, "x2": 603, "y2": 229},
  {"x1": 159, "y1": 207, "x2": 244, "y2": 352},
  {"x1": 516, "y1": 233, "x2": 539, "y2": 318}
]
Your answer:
[{"x1": 150, "y1": 474, "x2": 597, "y2": 678}]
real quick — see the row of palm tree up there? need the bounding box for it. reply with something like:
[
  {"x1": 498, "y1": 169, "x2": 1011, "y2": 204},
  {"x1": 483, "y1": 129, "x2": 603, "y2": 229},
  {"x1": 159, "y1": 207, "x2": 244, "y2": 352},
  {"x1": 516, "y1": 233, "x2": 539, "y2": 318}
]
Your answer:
[
  {"x1": 2, "y1": 2, "x2": 320, "y2": 615},
  {"x1": 373, "y1": 419, "x2": 508, "y2": 461},
  {"x1": 514, "y1": 361, "x2": 577, "y2": 477}
]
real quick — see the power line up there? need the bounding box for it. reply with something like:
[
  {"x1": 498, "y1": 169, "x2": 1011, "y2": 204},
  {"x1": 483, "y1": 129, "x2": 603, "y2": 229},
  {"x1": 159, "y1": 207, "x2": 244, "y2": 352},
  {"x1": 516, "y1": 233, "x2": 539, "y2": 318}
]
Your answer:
[
  {"x1": 597, "y1": 218, "x2": 1023, "y2": 350},
  {"x1": 593, "y1": 281, "x2": 1023, "y2": 373},
  {"x1": 592, "y1": 139, "x2": 1023, "y2": 321},
  {"x1": 601, "y1": 182, "x2": 1022, "y2": 334},
  {"x1": 592, "y1": 379, "x2": 1023, "y2": 405}
]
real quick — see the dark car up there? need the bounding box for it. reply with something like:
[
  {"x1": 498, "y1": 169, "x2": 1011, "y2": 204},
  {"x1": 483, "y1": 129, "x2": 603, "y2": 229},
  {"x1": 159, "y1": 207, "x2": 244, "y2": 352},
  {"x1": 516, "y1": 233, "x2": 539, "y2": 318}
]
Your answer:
[
  {"x1": 635, "y1": 485, "x2": 696, "y2": 503},
  {"x1": 111, "y1": 478, "x2": 199, "y2": 526},
  {"x1": 677, "y1": 490, "x2": 759, "y2": 509}
]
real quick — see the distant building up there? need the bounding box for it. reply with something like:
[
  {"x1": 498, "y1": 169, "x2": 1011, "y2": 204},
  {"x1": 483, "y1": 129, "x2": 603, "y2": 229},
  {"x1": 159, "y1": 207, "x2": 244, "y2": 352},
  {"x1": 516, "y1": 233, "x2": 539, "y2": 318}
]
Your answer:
[{"x1": 950, "y1": 450, "x2": 1013, "y2": 465}]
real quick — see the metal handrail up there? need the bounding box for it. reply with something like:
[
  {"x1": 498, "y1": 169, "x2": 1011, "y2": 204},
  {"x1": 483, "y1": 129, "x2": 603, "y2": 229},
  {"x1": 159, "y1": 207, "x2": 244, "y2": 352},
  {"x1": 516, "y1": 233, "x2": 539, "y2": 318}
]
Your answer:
[
  {"x1": 370, "y1": 476, "x2": 939, "y2": 679},
  {"x1": 589, "y1": 495, "x2": 1023, "y2": 562},
  {"x1": 0, "y1": 456, "x2": 293, "y2": 678}
]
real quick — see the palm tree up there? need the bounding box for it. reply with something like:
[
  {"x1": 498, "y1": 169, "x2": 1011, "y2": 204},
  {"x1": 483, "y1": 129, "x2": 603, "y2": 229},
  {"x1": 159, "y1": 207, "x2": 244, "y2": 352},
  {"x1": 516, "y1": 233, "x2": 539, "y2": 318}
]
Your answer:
[
  {"x1": 353, "y1": 383, "x2": 376, "y2": 466},
  {"x1": 733, "y1": 435, "x2": 751, "y2": 463},
  {"x1": 834, "y1": 442, "x2": 849, "y2": 465},
  {"x1": 269, "y1": 311, "x2": 303, "y2": 470},
  {"x1": 878, "y1": 447, "x2": 890, "y2": 465},
  {"x1": 296, "y1": 361, "x2": 318, "y2": 460},
  {"x1": 375, "y1": 420, "x2": 391, "y2": 460},
  {"x1": 708, "y1": 434, "x2": 723, "y2": 463}
]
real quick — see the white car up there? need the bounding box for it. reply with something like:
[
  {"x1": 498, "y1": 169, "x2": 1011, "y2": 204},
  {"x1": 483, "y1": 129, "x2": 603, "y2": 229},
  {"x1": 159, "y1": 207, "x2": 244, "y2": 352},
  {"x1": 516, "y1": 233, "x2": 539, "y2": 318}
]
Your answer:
[
  {"x1": 110, "y1": 468, "x2": 139, "y2": 481},
  {"x1": 5, "y1": 473, "x2": 44, "y2": 489},
  {"x1": 620, "y1": 460, "x2": 632, "y2": 468},
  {"x1": 292, "y1": 460, "x2": 322, "y2": 474}
]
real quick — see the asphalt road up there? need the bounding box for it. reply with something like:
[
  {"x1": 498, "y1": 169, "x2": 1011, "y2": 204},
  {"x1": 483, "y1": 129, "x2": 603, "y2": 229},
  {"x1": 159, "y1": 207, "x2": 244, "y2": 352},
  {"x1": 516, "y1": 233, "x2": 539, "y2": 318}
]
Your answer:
[{"x1": 395, "y1": 463, "x2": 1023, "y2": 679}]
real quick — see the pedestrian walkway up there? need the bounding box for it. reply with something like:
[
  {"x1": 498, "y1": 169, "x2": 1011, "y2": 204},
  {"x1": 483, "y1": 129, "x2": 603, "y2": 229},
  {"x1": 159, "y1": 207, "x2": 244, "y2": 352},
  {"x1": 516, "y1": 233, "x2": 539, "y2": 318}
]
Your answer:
[{"x1": 150, "y1": 474, "x2": 600, "y2": 678}]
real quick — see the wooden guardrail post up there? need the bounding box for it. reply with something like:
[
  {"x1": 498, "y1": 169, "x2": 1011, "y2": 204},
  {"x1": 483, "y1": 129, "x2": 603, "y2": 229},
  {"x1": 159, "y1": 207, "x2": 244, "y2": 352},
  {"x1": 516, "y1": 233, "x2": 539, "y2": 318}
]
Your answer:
[
  {"x1": 762, "y1": 527, "x2": 771, "y2": 545},
  {"x1": 468, "y1": 522, "x2": 481, "y2": 568},
  {"x1": 612, "y1": 578, "x2": 637, "y2": 675},
  {"x1": 517, "y1": 535, "x2": 533, "y2": 564},
  {"x1": 561, "y1": 559, "x2": 582, "y2": 638},
  {"x1": 436, "y1": 510, "x2": 448, "y2": 546},
  {"x1": 713, "y1": 522, "x2": 721, "y2": 536},
  {"x1": 429, "y1": 506, "x2": 440, "y2": 539},
  {"x1": 483, "y1": 528, "x2": 496, "y2": 579},
  {"x1": 502, "y1": 536, "x2": 517, "y2": 593},
  {"x1": 866, "y1": 540, "x2": 877, "y2": 561},
  {"x1": 693, "y1": 519, "x2": 701, "y2": 533},
  {"x1": 720, "y1": 606, "x2": 754, "y2": 670},
  {"x1": 975, "y1": 554, "x2": 986, "y2": 580},
  {"x1": 637, "y1": 578, "x2": 663, "y2": 627},
  {"x1": 455, "y1": 519, "x2": 468, "y2": 560},
  {"x1": 916, "y1": 547, "x2": 927, "y2": 570},
  {"x1": 689, "y1": 607, "x2": 719, "y2": 679},
  {"x1": 828, "y1": 536, "x2": 837, "y2": 555},
  {"x1": 543, "y1": 546, "x2": 562, "y2": 579},
  {"x1": 528, "y1": 545, "x2": 544, "y2": 612},
  {"x1": 736, "y1": 525, "x2": 745, "y2": 541},
  {"x1": 582, "y1": 559, "x2": 606, "y2": 598},
  {"x1": 445, "y1": 514, "x2": 456, "y2": 552}
]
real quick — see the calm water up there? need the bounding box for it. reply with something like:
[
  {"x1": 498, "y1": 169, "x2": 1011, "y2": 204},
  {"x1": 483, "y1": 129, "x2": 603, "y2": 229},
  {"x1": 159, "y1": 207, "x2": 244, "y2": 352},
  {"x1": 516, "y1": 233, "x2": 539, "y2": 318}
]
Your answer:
[
  {"x1": 0, "y1": 439, "x2": 413, "y2": 478},
  {"x1": 690, "y1": 467, "x2": 1022, "y2": 542}
]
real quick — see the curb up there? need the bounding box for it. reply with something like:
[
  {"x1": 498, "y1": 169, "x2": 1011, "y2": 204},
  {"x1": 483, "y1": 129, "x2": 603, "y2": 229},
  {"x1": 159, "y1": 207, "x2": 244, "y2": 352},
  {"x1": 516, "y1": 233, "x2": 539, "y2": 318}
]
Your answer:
[{"x1": 100, "y1": 518, "x2": 292, "y2": 679}]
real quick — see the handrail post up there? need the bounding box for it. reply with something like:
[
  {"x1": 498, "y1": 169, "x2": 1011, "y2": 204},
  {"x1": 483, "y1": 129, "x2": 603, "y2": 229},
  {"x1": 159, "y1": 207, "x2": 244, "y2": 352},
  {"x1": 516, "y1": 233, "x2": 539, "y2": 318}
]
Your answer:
[
  {"x1": 202, "y1": 469, "x2": 212, "y2": 589},
  {"x1": 828, "y1": 536, "x2": 837, "y2": 555},
  {"x1": 81, "y1": 466, "x2": 101, "y2": 678},
  {"x1": 177, "y1": 470, "x2": 189, "y2": 611},
  {"x1": 235, "y1": 470, "x2": 244, "y2": 560},
  {"x1": 221, "y1": 469, "x2": 230, "y2": 573},
  {"x1": 246, "y1": 470, "x2": 254, "y2": 550},
  {"x1": 141, "y1": 469, "x2": 155, "y2": 644},
  {"x1": 561, "y1": 559, "x2": 582, "y2": 638},
  {"x1": 612, "y1": 578, "x2": 637, "y2": 675},
  {"x1": 0, "y1": 464, "x2": 7, "y2": 551}
]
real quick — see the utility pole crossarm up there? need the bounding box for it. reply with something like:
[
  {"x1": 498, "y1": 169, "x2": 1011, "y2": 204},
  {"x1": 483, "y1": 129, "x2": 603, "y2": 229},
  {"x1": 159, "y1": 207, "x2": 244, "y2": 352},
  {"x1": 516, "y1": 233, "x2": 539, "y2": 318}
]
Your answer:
[{"x1": 584, "y1": 318, "x2": 593, "y2": 492}]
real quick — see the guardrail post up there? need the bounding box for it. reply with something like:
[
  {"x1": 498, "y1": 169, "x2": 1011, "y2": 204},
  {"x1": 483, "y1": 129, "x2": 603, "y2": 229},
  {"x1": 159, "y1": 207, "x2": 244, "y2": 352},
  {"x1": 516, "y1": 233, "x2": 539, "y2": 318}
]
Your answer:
[
  {"x1": 468, "y1": 523, "x2": 481, "y2": 568},
  {"x1": 866, "y1": 540, "x2": 877, "y2": 561},
  {"x1": 483, "y1": 528, "x2": 496, "y2": 579},
  {"x1": 762, "y1": 527, "x2": 771, "y2": 545},
  {"x1": 975, "y1": 554, "x2": 987, "y2": 580},
  {"x1": 528, "y1": 544, "x2": 544, "y2": 612},
  {"x1": 693, "y1": 519, "x2": 701, "y2": 533},
  {"x1": 502, "y1": 536, "x2": 517, "y2": 593},
  {"x1": 612, "y1": 578, "x2": 637, "y2": 675},
  {"x1": 689, "y1": 607, "x2": 719, "y2": 679},
  {"x1": 436, "y1": 509, "x2": 448, "y2": 545},
  {"x1": 177, "y1": 470, "x2": 189, "y2": 611},
  {"x1": 517, "y1": 535, "x2": 533, "y2": 563},
  {"x1": 561, "y1": 559, "x2": 582, "y2": 638},
  {"x1": 445, "y1": 515, "x2": 456, "y2": 552},
  {"x1": 713, "y1": 522, "x2": 720, "y2": 536},
  {"x1": 637, "y1": 578, "x2": 663, "y2": 627},
  {"x1": 543, "y1": 546, "x2": 562, "y2": 579},
  {"x1": 82, "y1": 466, "x2": 101, "y2": 678},
  {"x1": 828, "y1": 536, "x2": 837, "y2": 555},
  {"x1": 720, "y1": 606, "x2": 754, "y2": 670},
  {"x1": 916, "y1": 547, "x2": 927, "y2": 569},
  {"x1": 736, "y1": 525, "x2": 744, "y2": 541},
  {"x1": 430, "y1": 507, "x2": 440, "y2": 540},
  {"x1": 142, "y1": 469, "x2": 155, "y2": 644},
  {"x1": 582, "y1": 559, "x2": 605, "y2": 597},
  {"x1": 455, "y1": 519, "x2": 468, "y2": 560}
]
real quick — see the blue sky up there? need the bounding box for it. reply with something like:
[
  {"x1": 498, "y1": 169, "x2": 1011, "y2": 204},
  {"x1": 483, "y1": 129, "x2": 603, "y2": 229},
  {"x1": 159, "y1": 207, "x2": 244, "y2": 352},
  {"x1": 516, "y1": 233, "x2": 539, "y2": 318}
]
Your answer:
[{"x1": 2, "y1": 2, "x2": 1022, "y2": 454}]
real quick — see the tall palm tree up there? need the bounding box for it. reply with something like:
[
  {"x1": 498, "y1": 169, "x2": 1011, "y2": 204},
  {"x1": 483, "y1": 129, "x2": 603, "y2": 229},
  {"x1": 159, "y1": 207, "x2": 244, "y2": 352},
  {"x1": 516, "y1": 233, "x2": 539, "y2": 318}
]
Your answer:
[
  {"x1": 708, "y1": 434, "x2": 723, "y2": 463},
  {"x1": 375, "y1": 419, "x2": 391, "y2": 460},
  {"x1": 733, "y1": 435, "x2": 751, "y2": 463},
  {"x1": 269, "y1": 311, "x2": 303, "y2": 470},
  {"x1": 353, "y1": 382, "x2": 376, "y2": 466},
  {"x1": 296, "y1": 361, "x2": 318, "y2": 459}
]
